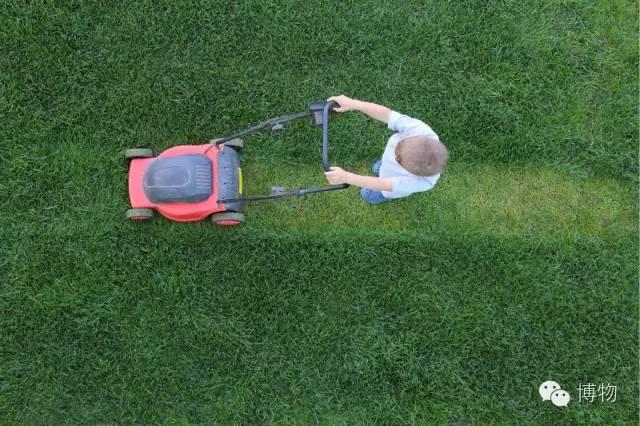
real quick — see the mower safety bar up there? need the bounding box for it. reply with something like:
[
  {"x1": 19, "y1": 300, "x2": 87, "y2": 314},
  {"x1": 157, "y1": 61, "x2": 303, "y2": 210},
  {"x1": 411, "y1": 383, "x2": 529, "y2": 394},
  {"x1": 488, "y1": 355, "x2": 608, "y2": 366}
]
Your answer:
[{"x1": 218, "y1": 184, "x2": 346, "y2": 204}]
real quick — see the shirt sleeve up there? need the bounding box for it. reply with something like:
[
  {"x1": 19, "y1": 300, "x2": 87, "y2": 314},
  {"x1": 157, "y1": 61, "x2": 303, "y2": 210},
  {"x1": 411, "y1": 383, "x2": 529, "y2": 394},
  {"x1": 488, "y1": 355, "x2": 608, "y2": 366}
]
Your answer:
[
  {"x1": 385, "y1": 175, "x2": 436, "y2": 198},
  {"x1": 387, "y1": 111, "x2": 434, "y2": 135}
]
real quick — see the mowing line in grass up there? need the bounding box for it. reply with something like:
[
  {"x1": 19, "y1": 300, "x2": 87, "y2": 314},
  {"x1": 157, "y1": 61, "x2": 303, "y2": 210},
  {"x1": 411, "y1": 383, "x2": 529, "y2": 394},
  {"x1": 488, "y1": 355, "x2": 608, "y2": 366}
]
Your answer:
[{"x1": 235, "y1": 162, "x2": 636, "y2": 239}]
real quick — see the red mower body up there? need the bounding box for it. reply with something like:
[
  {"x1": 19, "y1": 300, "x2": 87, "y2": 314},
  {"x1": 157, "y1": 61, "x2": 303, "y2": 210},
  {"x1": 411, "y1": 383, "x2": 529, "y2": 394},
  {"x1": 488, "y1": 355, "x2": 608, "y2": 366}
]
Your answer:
[
  {"x1": 125, "y1": 101, "x2": 345, "y2": 226},
  {"x1": 127, "y1": 143, "x2": 243, "y2": 225}
]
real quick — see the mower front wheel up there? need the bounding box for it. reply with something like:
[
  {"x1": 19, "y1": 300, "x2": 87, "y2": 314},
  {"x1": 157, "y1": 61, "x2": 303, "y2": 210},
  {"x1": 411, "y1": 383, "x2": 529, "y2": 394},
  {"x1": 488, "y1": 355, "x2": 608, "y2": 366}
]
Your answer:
[
  {"x1": 127, "y1": 208, "x2": 154, "y2": 221},
  {"x1": 125, "y1": 148, "x2": 153, "y2": 160},
  {"x1": 211, "y1": 211, "x2": 245, "y2": 226}
]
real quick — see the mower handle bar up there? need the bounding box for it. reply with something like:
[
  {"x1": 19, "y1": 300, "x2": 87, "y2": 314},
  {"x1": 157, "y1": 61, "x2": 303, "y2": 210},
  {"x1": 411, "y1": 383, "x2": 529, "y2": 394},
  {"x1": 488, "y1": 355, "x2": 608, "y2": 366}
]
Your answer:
[
  {"x1": 320, "y1": 101, "x2": 350, "y2": 191},
  {"x1": 215, "y1": 100, "x2": 349, "y2": 204},
  {"x1": 213, "y1": 110, "x2": 313, "y2": 145},
  {"x1": 218, "y1": 184, "x2": 346, "y2": 204},
  {"x1": 321, "y1": 101, "x2": 336, "y2": 172},
  {"x1": 215, "y1": 101, "x2": 343, "y2": 173}
]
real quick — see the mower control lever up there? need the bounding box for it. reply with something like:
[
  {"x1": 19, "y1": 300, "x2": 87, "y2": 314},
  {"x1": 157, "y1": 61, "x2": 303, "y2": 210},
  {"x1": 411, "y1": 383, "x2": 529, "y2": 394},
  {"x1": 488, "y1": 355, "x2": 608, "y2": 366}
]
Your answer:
[{"x1": 309, "y1": 100, "x2": 336, "y2": 126}]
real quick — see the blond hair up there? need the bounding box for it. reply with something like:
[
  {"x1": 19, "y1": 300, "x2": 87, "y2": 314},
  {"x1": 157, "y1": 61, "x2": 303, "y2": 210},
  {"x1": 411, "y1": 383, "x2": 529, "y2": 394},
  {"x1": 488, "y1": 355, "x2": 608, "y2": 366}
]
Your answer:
[{"x1": 395, "y1": 135, "x2": 448, "y2": 176}]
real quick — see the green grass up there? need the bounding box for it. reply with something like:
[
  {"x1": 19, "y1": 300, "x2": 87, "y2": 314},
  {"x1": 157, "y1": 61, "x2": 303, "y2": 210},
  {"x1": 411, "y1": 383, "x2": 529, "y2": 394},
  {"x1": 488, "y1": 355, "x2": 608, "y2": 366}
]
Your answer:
[
  {"x1": 1, "y1": 0, "x2": 638, "y2": 423},
  {"x1": 239, "y1": 161, "x2": 635, "y2": 238}
]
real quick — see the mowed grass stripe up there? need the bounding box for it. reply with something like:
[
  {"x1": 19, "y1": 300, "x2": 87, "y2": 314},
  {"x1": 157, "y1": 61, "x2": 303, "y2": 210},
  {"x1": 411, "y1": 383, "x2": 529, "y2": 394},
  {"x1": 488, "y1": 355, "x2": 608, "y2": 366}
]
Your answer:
[
  {"x1": 3, "y1": 141, "x2": 634, "y2": 239},
  {"x1": 4, "y1": 141, "x2": 637, "y2": 238},
  {"x1": 240, "y1": 162, "x2": 636, "y2": 238}
]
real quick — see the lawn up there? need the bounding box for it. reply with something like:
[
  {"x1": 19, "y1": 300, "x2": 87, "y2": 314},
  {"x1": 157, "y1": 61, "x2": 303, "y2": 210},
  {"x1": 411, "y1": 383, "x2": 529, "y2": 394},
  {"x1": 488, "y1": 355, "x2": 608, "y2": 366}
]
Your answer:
[{"x1": 1, "y1": 0, "x2": 638, "y2": 423}]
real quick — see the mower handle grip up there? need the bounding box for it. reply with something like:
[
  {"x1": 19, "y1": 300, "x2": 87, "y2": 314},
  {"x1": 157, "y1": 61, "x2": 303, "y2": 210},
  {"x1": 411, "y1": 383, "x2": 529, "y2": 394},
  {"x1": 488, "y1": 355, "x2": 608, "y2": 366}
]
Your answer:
[
  {"x1": 320, "y1": 101, "x2": 349, "y2": 189},
  {"x1": 321, "y1": 101, "x2": 337, "y2": 172}
]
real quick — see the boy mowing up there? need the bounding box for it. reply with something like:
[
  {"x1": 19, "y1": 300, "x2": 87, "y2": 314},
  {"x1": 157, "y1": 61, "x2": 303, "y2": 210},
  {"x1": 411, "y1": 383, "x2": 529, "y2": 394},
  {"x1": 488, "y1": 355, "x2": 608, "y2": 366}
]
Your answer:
[{"x1": 324, "y1": 95, "x2": 448, "y2": 204}]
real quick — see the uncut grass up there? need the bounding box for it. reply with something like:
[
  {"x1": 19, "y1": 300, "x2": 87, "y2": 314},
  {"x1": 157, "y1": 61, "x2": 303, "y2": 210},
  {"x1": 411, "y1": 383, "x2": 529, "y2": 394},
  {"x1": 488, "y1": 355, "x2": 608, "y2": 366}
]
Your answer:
[
  {"x1": 1, "y1": 1, "x2": 637, "y2": 179},
  {"x1": 2, "y1": 224, "x2": 637, "y2": 423}
]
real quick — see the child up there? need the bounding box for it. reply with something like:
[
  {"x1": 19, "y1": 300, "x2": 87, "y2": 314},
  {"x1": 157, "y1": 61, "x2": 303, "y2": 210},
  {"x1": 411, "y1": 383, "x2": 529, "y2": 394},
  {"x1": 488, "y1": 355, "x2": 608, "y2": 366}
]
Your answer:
[{"x1": 324, "y1": 95, "x2": 448, "y2": 204}]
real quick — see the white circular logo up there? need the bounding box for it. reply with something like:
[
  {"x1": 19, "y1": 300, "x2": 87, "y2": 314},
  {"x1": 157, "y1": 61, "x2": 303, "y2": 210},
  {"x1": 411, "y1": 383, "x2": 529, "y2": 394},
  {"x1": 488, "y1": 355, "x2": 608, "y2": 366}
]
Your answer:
[
  {"x1": 538, "y1": 380, "x2": 561, "y2": 401},
  {"x1": 550, "y1": 389, "x2": 571, "y2": 407}
]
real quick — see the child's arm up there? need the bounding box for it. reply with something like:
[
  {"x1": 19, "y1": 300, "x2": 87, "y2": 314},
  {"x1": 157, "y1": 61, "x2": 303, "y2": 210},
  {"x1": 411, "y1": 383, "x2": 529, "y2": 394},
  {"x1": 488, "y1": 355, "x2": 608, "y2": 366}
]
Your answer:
[
  {"x1": 325, "y1": 167, "x2": 392, "y2": 192},
  {"x1": 323, "y1": 95, "x2": 393, "y2": 191},
  {"x1": 328, "y1": 95, "x2": 391, "y2": 123}
]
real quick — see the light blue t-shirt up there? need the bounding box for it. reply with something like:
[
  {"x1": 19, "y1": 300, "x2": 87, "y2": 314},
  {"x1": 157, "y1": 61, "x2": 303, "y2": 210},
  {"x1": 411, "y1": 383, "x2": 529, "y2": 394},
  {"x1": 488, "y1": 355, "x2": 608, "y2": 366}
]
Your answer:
[{"x1": 379, "y1": 111, "x2": 441, "y2": 199}]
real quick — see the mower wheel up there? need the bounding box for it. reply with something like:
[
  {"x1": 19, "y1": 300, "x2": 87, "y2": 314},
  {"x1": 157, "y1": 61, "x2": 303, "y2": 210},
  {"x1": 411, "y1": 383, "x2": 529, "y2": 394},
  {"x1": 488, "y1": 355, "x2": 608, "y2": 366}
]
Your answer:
[
  {"x1": 127, "y1": 208, "x2": 154, "y2": 221},
  {"x1": 211, "y1": 211, "x2": 245, "y2": 226},
  {"x1": 223, "y1": 138, "x2": 243, "y2": 151},
  {"x1": 125, "y1": 148, "x2": 153, "y2": 160}
]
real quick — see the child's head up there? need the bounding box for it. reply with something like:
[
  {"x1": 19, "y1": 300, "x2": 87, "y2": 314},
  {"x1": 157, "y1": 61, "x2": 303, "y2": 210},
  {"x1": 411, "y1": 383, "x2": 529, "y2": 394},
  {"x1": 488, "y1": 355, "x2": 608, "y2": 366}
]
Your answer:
[{"x1": 395, "y1": 135, "x2": 448, "y2": 176}]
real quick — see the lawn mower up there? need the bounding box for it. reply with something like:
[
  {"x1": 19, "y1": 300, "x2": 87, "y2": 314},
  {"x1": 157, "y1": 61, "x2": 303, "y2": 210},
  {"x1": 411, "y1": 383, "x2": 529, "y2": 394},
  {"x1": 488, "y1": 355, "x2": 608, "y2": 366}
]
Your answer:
[{"x1": 125, "y1": 101, "x2": 348, "y2": 226}]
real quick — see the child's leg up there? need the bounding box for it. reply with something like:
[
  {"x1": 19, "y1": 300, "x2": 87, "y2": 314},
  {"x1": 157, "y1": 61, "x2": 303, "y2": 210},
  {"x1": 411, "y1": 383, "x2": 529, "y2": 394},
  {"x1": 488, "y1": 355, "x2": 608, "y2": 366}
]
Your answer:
[
  {"x1": 360, "y1": 188, "x2": 389, "y2": 204},
  {"x1": 371, "y1": 160, "x2": 382, "y2": 176}
]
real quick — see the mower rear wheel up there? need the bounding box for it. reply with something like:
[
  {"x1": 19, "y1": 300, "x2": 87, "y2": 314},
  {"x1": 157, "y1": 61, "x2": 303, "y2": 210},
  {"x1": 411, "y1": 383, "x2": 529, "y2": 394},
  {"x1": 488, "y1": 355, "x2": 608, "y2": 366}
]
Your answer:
[
  {"x1": 127, "y1": 208, "x2": 154, "y2": 221},
  {"x1": 211, "y1": 211, "x2": 245, "y2": 226},
  {"x1": 125, "y1": 148, "x2": 153, "y2": 160}
]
